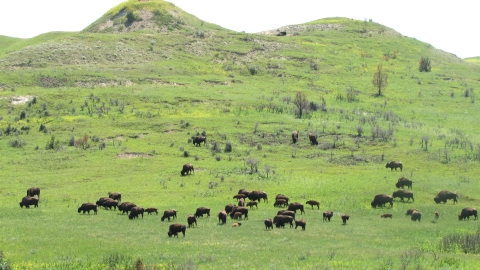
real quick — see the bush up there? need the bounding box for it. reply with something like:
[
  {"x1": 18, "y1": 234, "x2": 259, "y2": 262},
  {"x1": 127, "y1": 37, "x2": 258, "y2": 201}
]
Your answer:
[
  {"x1": 224, "y1": 141, "x2": 232, "y2": 152},
  {"x1": 9, "y1": 138, "x2": 26, "y2": 148},
  {"x1": 126, "y1": 10, "x2": 142, "y2": 24},
  {"x1": 183, "y1": 151, "x2": 189, "y2": 157},
  {"x1": 419, "y1": 56, "x2": 431, "y2": 72},
  {"x1": 248, "y1": 65, "x2": 260, "y2": 75}
]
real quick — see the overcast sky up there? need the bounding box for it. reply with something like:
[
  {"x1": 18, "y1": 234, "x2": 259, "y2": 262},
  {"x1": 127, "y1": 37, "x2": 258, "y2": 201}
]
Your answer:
[{"x1": 1, "y1": 0, "x2": 478, "y2": 58}]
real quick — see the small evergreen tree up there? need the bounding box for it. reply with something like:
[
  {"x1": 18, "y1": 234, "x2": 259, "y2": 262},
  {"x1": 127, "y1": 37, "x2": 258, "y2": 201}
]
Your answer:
[{"x1": 418, "y1": 56, "x2": 431, "y2": 72}]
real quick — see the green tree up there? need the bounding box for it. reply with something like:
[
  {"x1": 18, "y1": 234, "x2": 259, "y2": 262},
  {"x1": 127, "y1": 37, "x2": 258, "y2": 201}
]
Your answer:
[
  {"x1": 372, "y1": 64, "x2": 388, "y2": 96},
  {"x1": 418, "y1": 56, "x2": 431, "y2": 72},
  {"x1": 293, "y1": 91, "x2": 309, "y2": 118}
]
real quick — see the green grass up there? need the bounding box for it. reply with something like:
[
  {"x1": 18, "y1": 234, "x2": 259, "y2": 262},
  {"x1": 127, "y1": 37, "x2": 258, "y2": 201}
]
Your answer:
[{"x1": 0, "y1": 2, "x2": 480, "y2": 268}]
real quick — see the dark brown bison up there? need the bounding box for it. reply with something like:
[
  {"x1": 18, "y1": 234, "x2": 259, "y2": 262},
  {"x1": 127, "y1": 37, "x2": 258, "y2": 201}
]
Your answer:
[
  {"x1": 273, "y1": 215, "x2": 294, "y2": 228},
  {"x1": 118, "y1": 202, "x2": 137, "y2": 214},
  {"x1": 238, "y1": 188, "x2": 250, "y2": 197},
  {"x1": 187, "y1": 214, "x2": 197, "y2": 228},
  {"x1": 225, "y1": 204, "x2": 236, "y2": 214},
  {"x1": 247, "y1": 190, "x2": 268, "y2": 203},
  {"x1": 306, "y1": 200, "x2": 320, "y2": 209},
  {"x1": 101, "y1": 198, "x2": 119, "y2": 210},
  {"x1": 276, "y1": 31, "x2": 287, "y2": 36},
  {"x1": 295, "y1": 219, "x2": 306, "y2": 230},
  {"x1": 145, "y1": 208, "x2": 158, "y2": 215},
  {"x1": 292, "y1": 131, "x2": 298, "y2": 144},
  {"x1": 161, "y1": 209, "x2": 178, "y2": 221},
  {"x1": 435, "y1": 211, "x2": 439, "y2": 219},
  {"x1": 27, "y1": 187, "x2": 40, "y2": 198},
  {"x1": 277, "y1": 210, "x2": 296, "y2": 220},
  {"x1": 168, "y1": 224, "x2": 186, "y2": 237},
  {"x1": 229, "y1": 206, "x2": 248, "y2": 220},
  {"x1": 396, "y1": 177, "x2": 413, "y2": 189},
  {"x1": 274, "y1": 199, "x2": 288, "y2": 208},
  {"x1": 458, "y1": 208, "x2": 478, "y2": 221},
  {"x1": 218, "y1": 210, "x2": 227, "y2": 224},
  {"x1": 405, "y1": 208, "x2": 418, "y2": 216},
  {"x1": 233, "y1": 194, "x2": 246, "y2": 200},
  {"x1": 381, "y1": 213, "x2": 393, "y2": 219},
  {"x1": 233, "y1": 212, "x2": 243, "y2": 220},
  {"x1": 308, "y1": 133, "x2": 318, "y2": 145},
  {"x1": 371, "y1": 194, "x2": 394, "y2": 208},
  {"x1": 275, "y1": 194, "x2": 289, "y2": 205},
  {"x1": 108, "y1": 192, "x2": 121, "y2": 201},
  {"x1": 195, "y1": 207, "x2": 210, "y2": 218},
  {"x1": 192, "y1": 136, "x2": 206, "y2": 146},
  {"x1": 232, "y1": 222, "x2": 242, "y2": 227},
  {"x1": 323, "y1": 210, "x2": 333, "y2": 222},
  {"x1": 265, "y1": 218, "x2": 273, "y2": 230},
  {"x1": 392, "y1": 190, "x2": 414, "y2": 202},
  {"x1": 434, "y1": 190, "x2": 458, "y2": 204},
  {"x1": 287, "y1": 202, "x2": 305, "y2": 214},
  {"x1": 411, "y1": 211, "x2": 422, "y2": 222},
  {"x1": 78, "y1": 203, "x2": 97, "y2": 214},
  {"x1": 341, "y1": 214, "x2": 350, "y2": 225},
  {"x1": 238, "y1": 198, "x2": 245, "y2": 207},
  {"x1": 19, "y1": 196, "x2": 39, "y2": 208},
  {"x1": 386, "y1": 161, "x2": 403, "y2": 171},
  {"x1": 95, "y1": 197, "x2": 109, "y2": 207},
  {"x1": 247, "y1": 201, "x2": 258, "y2": 209},
  {"x1": 181, "y1": 164, "x2": 194, "y2": 176},
  {"x1": 129, "y1": 207, "x2": 144, "y2": 220}
]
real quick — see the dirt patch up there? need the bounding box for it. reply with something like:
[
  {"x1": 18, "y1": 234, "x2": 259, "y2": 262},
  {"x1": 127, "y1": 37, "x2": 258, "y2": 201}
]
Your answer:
[
  {"x1": 7, "y1": 96, "x2": 33, "y2": 105},
  {"x1": 117, "y1": 152, "x2": 152, "y2": 159}
]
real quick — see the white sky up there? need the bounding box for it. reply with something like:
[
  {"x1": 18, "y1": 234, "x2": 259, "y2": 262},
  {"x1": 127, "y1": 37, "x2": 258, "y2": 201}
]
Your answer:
[{"x1": 0, "y1": 0, "x2": 478, "y2": 58}]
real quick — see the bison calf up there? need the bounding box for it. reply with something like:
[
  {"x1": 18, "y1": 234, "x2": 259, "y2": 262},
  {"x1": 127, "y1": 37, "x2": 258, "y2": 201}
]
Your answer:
[
  {"x1": 434, "y1": 211, "x2": 439, "y2": 220},
  {"x1": 381, "y1": 213, "x2": 393, "y2": 219},
  {"x1": 341, "y1": 214, "x2": 350, "y2": 225},
  {"x1": 187, "y1": 214, "x2": 197, "y2": 228},
  {"x1": 323, "y1": 210, "x2": 333, "y2": 222},
  {"x1": 411, "y1": 211, "x2": 422, "y2": 222},
  {"x1": 145, "y1": 208, "x2": 158, "y2": 215},
  {"x1": 306, "y1": 200, "x2": 320, "y2": 209},
  {"x1": 232, "y1": 222, "x2": 242, "y2": 227},
  {"x1": 233, "y1": 212, "x2": 243, "y2": 220},
  {"x1": 264, "y1": 218, "x2": 273, "y2": 230},
  {"x1": 218, "y1": 210, "x2": 227, "y2": 224},
  {"x1": 295, "y1": 219, "x2": 306, "y2": 230}
]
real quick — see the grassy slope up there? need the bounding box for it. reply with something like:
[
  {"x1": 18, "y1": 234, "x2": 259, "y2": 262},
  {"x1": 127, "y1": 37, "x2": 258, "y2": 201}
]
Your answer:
[{"x1": 0, "y1": 6, "x2": 480, "y2": 269}]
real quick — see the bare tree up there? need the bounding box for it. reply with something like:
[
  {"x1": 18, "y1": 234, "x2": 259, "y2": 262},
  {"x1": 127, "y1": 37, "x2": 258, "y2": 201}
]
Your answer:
[
  {"x1": 372, "y1": 64, "x2": 388, "y2": 96},
  {"x1": 293, "y1": 91, "x2": 309, "y2": 118}
]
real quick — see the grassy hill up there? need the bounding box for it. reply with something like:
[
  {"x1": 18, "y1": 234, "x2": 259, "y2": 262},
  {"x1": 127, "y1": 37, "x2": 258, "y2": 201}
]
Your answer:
[{"x1": 1, "y1": 0, "x2": 480, "y2": 269}]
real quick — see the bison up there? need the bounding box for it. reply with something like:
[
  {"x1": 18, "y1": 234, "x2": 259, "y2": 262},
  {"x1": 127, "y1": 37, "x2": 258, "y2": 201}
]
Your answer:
[
  {"x1": 19, "y1": 196, "x2": 39, "y2": 208},
  {"x1": 187, "y1": 214, "x2": 197, "y2": 228},
  {"x1": 229, "y1": 206, "x2": 248, "y2": 220},
  {"x1": 247, "y1": 190, "x2": 268, "y2": 203},
  {"x1": 238, "y1": 188, "x2": 250, "y2": 197},
  {"x1": 323, "y1": 210, "x2": 333, "y2": 222},
  {"x1": 295, "y1": 219, "x2": 306, "y2": 230},
  {"x1": 273, "y1": 215, "x2": 294, "y2": 228},
  {"x1": 458, "y1": 208, "x2": 478, "y2": 221},
  {"x1": 396, "y1": 177, "x2": 413, "y2": 189},
  {"x1": 232, "y1": 222, "x2": 242, "y2": 227},
  {"x1": 392, "y1": 190, "x2": 414, "y2": 202},
  {"x1": 341, "y1": 214, "x2": 350, "y2": 225},
  {"x1": 386, "y1": 161, "x2": 403, "y2": 171},
  {"x1": 181, "y1": 163, "x2": 194, "y2": 176},
  {"x1": 95, "y1": 197, "x2": 110, "y2": 207},
  {"x1": 309, "y1": 133, "x2": 318, "y2": 145},
  {"x1": 277, "y1": 210, "x2": 296, "y2": 220},
  {"x1": 274, "y1": 199, "x2": 288, "y2": 208},
  {"x1": 225, "y1": 204, "x2": 236, "y2": 214},
  {"x1": 233, "y1": 212, "x2": 243, "y2": 220},
  {"x1": 233, "y1": 194, "x2": 246, "y2": 200},
  {"x1": 292, "y1": 131, "x2": 298, "y2": 144},
  {"x1": 168, "y1": 224, "x2": 186, "y2": 237},
  {"x1": 27, "y1": 187, "x2": 40, "y2": 198},
  {"x1": 275, "y1": 194, "x2": 289, "y2": 205},
  {"x1": 265, "y1": 218, "x2": 274, "y2": 230},
  {"x1": 306, "y1": 200, "x2": 320, "y2": 209},
  {"x1": 238, "y1": 198, "x2": 245, "y2": 207},
  {"x1": 411, "y1": 211, "x2": 422, "y2": 222},
  {"x1": 287, "y1": 202, "x2": 305, "y2": 214},
  {"x1": 405, "y1": 208, "x2": 418, "y2": 216},
  {"x1": 161, "y1": 209, "x2": 178, "y2": 221},
  {"x1": 434, "y1": 211, "x2": 439, "y2": 219},
  {"x1": 108, "y1": 192, "x2": 121, "y2": 201},
  {"x1": 78, "y1": 203, "x2": 97, "y2": 214},
  {"x1": 129, "y1": 207, "x2": 144, "y2": 220},
  {"x1": 145, "y1": 208, "x2": 158, "y2": 215},
  {"x1": 381, "y1": 213, "x2": 393, "y2": 219},
  {"x1": 194, "y1": 207, "x2": 210, "y2": 218},
  {"x1": 218, "y1": 210, "x2": 227, "y2": 224},
  {"x1": 371, "y1": 194, "x2": 394, "y2": 208},
  {"x1": 192, "y1": 136, "x2": 206, "y2": 146},
  {"x1": 118, "y1": 202, "x2": 137, "y2": 214},
  {"x1": 101, "y1": 198, "x2": 119, "y2": 210},
  {"x1": 247, "y1": 201, "x2": 258, "y2": 209},
  {"x1": 276, "y1": 31, "x2": 287, "y2": 36},
  {"x1": 434, "y1": 190, "x2": 458, "y2": 204}
]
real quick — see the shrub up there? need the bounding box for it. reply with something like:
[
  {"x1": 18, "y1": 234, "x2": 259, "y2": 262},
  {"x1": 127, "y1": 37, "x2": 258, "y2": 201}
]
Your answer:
[
  {"x1": 99, "y1": 141, "x2": 106, "y2": 150},
  {"x1": 126, "y1": 10, "x2": 142, "y2": 24},
  {"x1": 183, "y1": 151, "x2": 189, "y2": 157},
  {"x1": 9, "y1": 138, "x2": 26, "y2": 148},
  {"x1": 19, "y1": 111, "x2": 27, "y2": 120},
  {"x1": 224, "y1": 141, "x2": 232, "y2": 152},
  {"x1": 68, "y1": 136, "x2": 75, "y2": 146},
  {"x1": 419, "y1": 56, "x2": 431, "y2": 72},
  {"x1": 215, "y1": 155, "x2": 221, "y2": 161},
  {"x1": 248, "y1": 65, "x2": 260, "y2": 75}
]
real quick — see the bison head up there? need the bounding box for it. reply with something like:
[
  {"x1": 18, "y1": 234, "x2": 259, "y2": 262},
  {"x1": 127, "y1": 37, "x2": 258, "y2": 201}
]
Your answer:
[
  {"x1": 370, "y1": 201, "x2": 376, "y2": 208},
  {"x1": 433, "y1": 197, "x2": 441, "y2": 204},
  {"x1": 167, "y1": 231, "x2": 173, "y2": 237}
]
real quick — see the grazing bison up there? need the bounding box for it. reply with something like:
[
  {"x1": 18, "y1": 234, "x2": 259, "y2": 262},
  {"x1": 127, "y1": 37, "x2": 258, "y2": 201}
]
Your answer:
[
  {"x1": 145, "y1": 208, "x2": 158, "y2": 215},
  {"x1": 405, "y1": 208, "x2": 418, "y2": 216},
  {"x1": 434, "y1": 190, "x2": 458, "y2": 204},
  {"x1": 218, "y1": 210, "x2": 227, "y2": 224},
  {"x1": 323, "y1": 210, "x2": 333, "y2": 222},
  {"x1": 411, "y1": 211, "x2": 422, "y2": 222},
  {"x1": 187, "y1": 214, "x2": 197, "y2": 228},
  {"x1": 385, "y1": 161, "x2": 403, "y2": 171},
  {"x1": 396, "y1": 177, "x2": 413, "y2": 189},
  {"x1": 78, "y1": 203, "x2": 97, "y2": 214},
  {"x1": 161, "y1": 209, "x2": 178, "y2": 221},
  {"x1": 233, "y1": 212, "x2": 243, "y2": 220},
  {"x1": 192, "y1": 136, "x2": 206, "y2": 146},
  {"x1": 95, "y1": 197, "x2": 109, "y2": 207},
  {"x1": 371, "y1": 194, "x2": 394, "y2": 208},
  {"x1": 238, "y1": 188, "x2": 250, "y2": 197},
  {"x1": 295, "y1": 219, "x2": 306, "y2": 230},
  {"x1": 225, "y1": 204, "x2": 236, "y2": 214},
  {"x1": 341, "y1": 214, "x2": 350, "y2": 225},
  {"x1": 118, "y1": 202, "x2": 137, "y2": 214},
  {"x1": 277, "y1": 210, "x2": 296, "y2": 220},
  {"x1": 248, "y1": 190, "x2": 268, "y2": 203},
  {"x1": 233, "y1": 194, "x2": 246, "y2": 200},
  {"x1": 381, "y1": 213, "x2": 393, "y2": 219},
  {"x1": 287, "y1": 202, "x2": 305, "y2": 214},
  {"x1": 276, "y1": 31, "x2": 287, "y2": 36},
  {"x1": 274, "y1": 199, "x2": 288, "y2": 208},
  {"x1": 19, "y1": 196, "x2": 39, "y2": 208},
  {"x1": 265, "y1": 218, "x2": 274, "y2": 230},
  {"x1": 247, "y1": 201, "x2": 258, "y2": 209},
  {"x1": 308, "y1": 133, "x2": 318, "y2": 145},
  {"x1": 229, "y1": 206, "x2": 248, "y2": 220},
  {"x1": 435, "y1": 211, "x2": 439, "y2": 219},
  {"x1": 108, "y1": 192, "x2": 121, "y2": 201},
  {"x1": 273, "y1": 215, "x2": 294, "y2": 228},
  {"x1": 232, "y1": 222, "x2": 242, "y2": 227},
  {"x1": 292, "y1": 131, "x2": 298, "y2": 144},
  {"x1": 238, "y1": 198, "x2": 245, "y2": 207},
  {"x1": 168, "y1": 224, "x2": 186, "y2": 237},
  {"x1": 392, "y1": 190, "x2": 414, "y2": 202},
  {"x1": 306, "y1": 200, "x2": 320, "y2": 209},
  {"x1": 101, "y1": 198, "x2": 119, "y2": 210},
  {"x1": 27, "y1": 187, "x2": 40, "y2": 198},
  {"x1": 195, "y1": 207, "x2": 210, "y2": 218},
  {"x1": 275, "y1": 194, "x2": 290, "y2": 205},
  {"x1": 129, "y1": 207, "x2": 144, "y2": 220},
  {"x1": 458, "y1": 208, "x2": 478, "y2": 221},
  {"x1": 181, "y1": 164, "x2": 194, "y2": 176}
]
